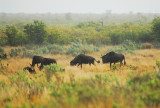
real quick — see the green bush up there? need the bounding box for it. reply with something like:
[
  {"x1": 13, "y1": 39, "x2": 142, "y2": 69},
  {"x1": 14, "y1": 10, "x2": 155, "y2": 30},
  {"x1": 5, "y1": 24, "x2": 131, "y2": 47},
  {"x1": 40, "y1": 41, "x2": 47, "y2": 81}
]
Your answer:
[
  {"x1": 0, "y1": 47, "x2": 4, "y2": 53},
  {"x1": 34, "y1": 47, "x2": 49, "y2": 55},
  {"x1": 8, "y1": 70, "x2": 37, "y2": 88},
  {"x1": 22, "y1": 50, "x2": 35, "y2": 58},
  {"x1": 66, "y1": 40, "x2": 99, "y2": 56},
  {"x1": 107, "y1": 40, "x2": 142, "y2": 54},
  {"x1": 47, "y1": 44, "x2": 64, "y2": 54},
  {"x1": 0, "y1": 47, "x2": 7, "y2": 60},
  {"x1": 44, "y1": 63, "x2": 65, "y2": 82},
  {"x1": 0, "y1": 60, "x2": 9, "y2": 75},
  {"x1": 9, "y1": 48, "x2": 22, "y2": 57}
]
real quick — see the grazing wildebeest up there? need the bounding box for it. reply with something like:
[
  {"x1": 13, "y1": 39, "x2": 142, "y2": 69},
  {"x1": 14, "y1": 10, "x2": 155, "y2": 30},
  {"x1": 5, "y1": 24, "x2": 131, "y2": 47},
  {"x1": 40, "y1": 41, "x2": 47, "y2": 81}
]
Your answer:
[
  {"x1": 101, "y1": 51, "x2": 126, "y2": 68},
  {"x1": 39, "y1": 58, "x2": 57, "y2": 71},
  {"x1": 23, "y1": 66, "x2": 36, "y2": 74},
  {"x1": 70, "y1": 54, "x2": 100, "y2": 68},
  {"x1": 30, "y1": 56, "x2": 44, "y2": 68}
]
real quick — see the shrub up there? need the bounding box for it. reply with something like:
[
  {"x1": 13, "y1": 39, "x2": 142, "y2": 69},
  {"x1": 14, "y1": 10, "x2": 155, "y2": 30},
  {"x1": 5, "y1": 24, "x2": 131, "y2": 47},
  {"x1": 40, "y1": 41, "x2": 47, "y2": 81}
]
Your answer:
[
  {"x1": 47, "y1": 44, "x2": 64, "y2": 54},
  {"x1": 8, "y1": 71, "x2": 35, "y2": 87},
  {"x1": 9, "y1": 48, "x2": 22, "y2": 57},
  {"x1": 66, "y1": 40, "x2": 99, "y2": 56},
  {"x1": 0, "y1": 47, "x2": 4, "y2": 53},
  {"x1": 44, "y1": 63, "x2": 65, "y2": 82},
  {"x1": 34, "y1": 47, "x2": 49, "y2": 55},
  {"x1": 0, "y1": 60, "x2": 9, "y2": 75},
  {"x1": 22, "y1": 50, "x2": 35, "y2": 58},
  {"x1": 122, "y1": 40, "x2": 142, "y2": 50},
  {"x1": 27, "y1": 44, "x2": 64, "y2": 55},
  {"x1": 0, "y1": 53, "x2": 7, "y2": 59},
  {"x1": 107, "y1": 40, "x2": 141, "y2": 54}
]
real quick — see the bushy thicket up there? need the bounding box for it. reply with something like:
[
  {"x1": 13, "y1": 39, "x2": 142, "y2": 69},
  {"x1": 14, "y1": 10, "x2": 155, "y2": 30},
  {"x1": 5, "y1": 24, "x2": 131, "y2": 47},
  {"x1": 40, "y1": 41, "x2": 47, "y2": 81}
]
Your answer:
[
  {"x1": 6, "y1": 41, "x2": 100, "y2": 58},
  {"x1": 44, "y1": 63, "x2": 65, "y2": 82},
  {"x1": 107, "y1": 40, "x2": 142, "y2": 54},
  {"x1": 0, "y1": 17, "x2": 159, "y2": 46},
  {"x1": 66, "y1": 40, "x2": 100, "y2": 56},
  {"x1": 0, "y1": 47, "x2": 7, "y2": 59}
]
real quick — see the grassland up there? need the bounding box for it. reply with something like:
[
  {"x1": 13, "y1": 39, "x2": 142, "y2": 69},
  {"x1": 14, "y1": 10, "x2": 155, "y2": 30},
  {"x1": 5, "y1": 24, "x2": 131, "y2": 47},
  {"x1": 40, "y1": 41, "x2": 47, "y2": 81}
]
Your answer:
[{"x1": 0, "y1": 46, "x2": 160, "y2": 108}]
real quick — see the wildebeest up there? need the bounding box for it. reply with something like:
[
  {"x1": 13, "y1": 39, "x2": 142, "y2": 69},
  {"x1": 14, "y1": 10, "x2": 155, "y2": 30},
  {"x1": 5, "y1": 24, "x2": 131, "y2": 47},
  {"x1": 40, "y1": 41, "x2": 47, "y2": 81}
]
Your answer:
[
  {"x1": 39, "y1": 58, "x2": 57, "y2": 71},
  {"x1": 30, "y1": 56, "x2": 44, "y2": 68},
  {"x1": 23, "y1": 66, "x2": 36, "y2": 74},
  {"x1": 70, "y1": 54, "x2": 100, "y2": 68},
  {"x1": 101, "y1": 51, "x2": 126, "y2": 68}
]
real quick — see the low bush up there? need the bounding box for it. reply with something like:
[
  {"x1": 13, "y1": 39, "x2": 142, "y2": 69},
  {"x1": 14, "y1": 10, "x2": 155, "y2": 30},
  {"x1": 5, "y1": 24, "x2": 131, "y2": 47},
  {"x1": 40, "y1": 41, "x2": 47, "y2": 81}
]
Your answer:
[
  {"x1": 22, "y1": 50, "x2": 35, "y2": 58},
  {"x1": 9, "y1": 48, "x2": 22, "y2": 57},
  {"x1": 107, "y1": 40, "x2": 142, "y2": 54},
  {"x1": 0, "y1": 47, "x2": 4, "y2": 53},
  {"x1": 66, "y1": 40, "x2": 100, "y2": 56},
  {"x1": 44, "y1": 63, "x2": 65, "y2": 82},
  {"x1": 0, "y1": 60, "x2": 9, "y2": 75},
  {"x1": 47, "y1": 44, "x2": 64, "y2": 54}
]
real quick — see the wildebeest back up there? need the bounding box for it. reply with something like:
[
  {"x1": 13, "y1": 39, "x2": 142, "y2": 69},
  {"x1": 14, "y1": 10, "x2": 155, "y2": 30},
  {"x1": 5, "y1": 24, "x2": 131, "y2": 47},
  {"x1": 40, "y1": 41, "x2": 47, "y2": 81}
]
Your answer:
[
  {"x1": 39, "y1": 58, "x2": 57, "y2": 71},
  {"x1": 101, "y1": 51, "x2": 126, "y2": 68},
  {"x1": 31, "y1": 56, "x2": 44, "y2": 67},
  {"x1": 70, "y1": 54, "x2": 100, "y2": 68}
]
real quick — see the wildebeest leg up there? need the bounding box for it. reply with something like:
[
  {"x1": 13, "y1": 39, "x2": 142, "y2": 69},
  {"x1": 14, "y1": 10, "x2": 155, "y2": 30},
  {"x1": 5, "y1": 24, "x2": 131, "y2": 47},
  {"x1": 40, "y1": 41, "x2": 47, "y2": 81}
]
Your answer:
[
  {"x1": 120, "y1": 61, "x2": 123, "y2": 67},
  {"x1": 92, "y1": 62, "x2": 95, "y2": 65},
  {"x1": 81, "y1": 64, "x2": 82, "y2": 69},
  {"x1": 39, "y1": 64, "x2": 43, "y2": 71},
  {"x1": 37, "y1": 63, "x2": 38, "y2": 67},
  {"x1": 110, "y1": 63, "x2": 112, "y2": 69}
]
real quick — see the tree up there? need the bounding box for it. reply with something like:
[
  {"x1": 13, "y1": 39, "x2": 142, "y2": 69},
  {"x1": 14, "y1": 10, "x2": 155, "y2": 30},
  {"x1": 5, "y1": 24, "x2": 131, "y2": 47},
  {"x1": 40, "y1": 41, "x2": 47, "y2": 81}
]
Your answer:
[
  {"x1": 24, "y1": 20, "x2": 46, "y2": 45},
  {"x1": 5, "y1": 25, "x2": 18, "y2": 46},
  {"x1": 0, "y1": 29, "x2": 7, "y2": 46},
  {"x1": 152, "y1": 17, "x2": 160, "y2": 41}
]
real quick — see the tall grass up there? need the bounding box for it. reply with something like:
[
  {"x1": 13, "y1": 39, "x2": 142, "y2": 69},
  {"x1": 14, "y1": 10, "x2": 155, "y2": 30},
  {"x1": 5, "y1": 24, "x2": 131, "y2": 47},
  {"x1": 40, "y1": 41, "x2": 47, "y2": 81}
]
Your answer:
[{"x1": 0, "y1": 47, "x2": 160, "y2": 107}]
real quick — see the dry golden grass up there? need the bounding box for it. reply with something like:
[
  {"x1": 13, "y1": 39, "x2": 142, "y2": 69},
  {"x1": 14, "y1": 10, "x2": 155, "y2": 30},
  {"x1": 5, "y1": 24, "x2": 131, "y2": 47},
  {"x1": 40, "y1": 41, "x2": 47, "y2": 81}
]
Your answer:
[
  {"x1": 1, "y1": 48, "x2": 160, "y2": 108},
  {"x1": 1, "y1": 47, "x2": 160, "y2": 84}
]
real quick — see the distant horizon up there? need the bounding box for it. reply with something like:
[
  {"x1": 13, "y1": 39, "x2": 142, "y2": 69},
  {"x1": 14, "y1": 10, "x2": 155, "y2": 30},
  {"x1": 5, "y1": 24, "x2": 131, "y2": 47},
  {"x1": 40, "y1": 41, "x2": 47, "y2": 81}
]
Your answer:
[
  {"x1": 0, "y1": 11, "x2": 160, "y2": 14},
  {"x1": 1, "y1": 0, "x2": 160, "y2": 14}
]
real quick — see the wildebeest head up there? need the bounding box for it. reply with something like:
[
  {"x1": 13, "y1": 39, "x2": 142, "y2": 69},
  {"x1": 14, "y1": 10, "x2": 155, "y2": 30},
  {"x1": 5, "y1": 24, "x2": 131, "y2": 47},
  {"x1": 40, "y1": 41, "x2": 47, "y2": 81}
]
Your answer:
[
  {"x1": 39, "y1": 65, "x2": 43, "y2": 71},
  {"x1": 23, "y1": 66, "x2": 36, "y2": 74},
  {"x1": 70, "y1": 56, "x2": 79, "y2": 66},
  {"x1": 30, "y1": 63, "x2": 35, "y2": 68},
  {"x1": 101, "y1": 51, "x2": 115, "y2": 63},
  {"x1": 70, "y1": 59, "x2": 77, "y2": 66}
]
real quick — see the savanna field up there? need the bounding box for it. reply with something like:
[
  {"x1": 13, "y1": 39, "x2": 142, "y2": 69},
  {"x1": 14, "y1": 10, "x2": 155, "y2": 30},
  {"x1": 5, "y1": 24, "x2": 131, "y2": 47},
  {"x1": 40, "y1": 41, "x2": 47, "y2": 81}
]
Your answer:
[
  {"x1": 1, "y1": 45, "x2": 160, "y2": 108},
  {"x1": 0, "y1": 15, "x2": 160, "y2": 108}
]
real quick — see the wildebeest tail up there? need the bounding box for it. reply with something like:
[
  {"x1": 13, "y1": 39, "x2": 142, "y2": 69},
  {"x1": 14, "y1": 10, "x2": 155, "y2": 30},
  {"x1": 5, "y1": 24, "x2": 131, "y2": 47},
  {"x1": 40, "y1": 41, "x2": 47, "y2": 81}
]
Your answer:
[
  {"x1": 124, "y1": 56, "x2": 126, "y2": 65},
  {"x1": 95, "y1": 59, "x2": 100, "y2": 63}
]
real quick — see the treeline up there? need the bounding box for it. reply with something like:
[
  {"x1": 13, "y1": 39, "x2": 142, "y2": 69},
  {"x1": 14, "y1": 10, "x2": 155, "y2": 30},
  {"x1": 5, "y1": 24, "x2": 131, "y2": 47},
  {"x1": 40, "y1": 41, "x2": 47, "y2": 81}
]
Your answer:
[
  {"x1": 0, "y1": 17, "x2": 160, "y2": 46},
  {"x1": 0, "y1": 13, "x2": 159, "y2": 26}
]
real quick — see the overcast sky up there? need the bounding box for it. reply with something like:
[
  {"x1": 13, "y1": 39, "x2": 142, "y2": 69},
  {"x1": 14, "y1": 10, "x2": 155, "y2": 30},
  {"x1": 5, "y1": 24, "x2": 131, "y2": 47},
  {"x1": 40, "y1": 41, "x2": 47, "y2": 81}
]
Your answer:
[{"x1": 0, "y1": 0, "x2": 160, "y2": 13}]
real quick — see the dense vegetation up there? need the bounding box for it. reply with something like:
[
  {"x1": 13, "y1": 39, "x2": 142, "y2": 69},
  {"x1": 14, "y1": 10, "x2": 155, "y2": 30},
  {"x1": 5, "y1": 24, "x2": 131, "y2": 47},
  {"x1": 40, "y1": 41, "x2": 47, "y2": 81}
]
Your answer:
[
  {"x1": 0, "y1": 13, "x2": 160, "y2": 108},
  {"x1": 0, "y1": 13, "x2": 160, "y2": 46}
]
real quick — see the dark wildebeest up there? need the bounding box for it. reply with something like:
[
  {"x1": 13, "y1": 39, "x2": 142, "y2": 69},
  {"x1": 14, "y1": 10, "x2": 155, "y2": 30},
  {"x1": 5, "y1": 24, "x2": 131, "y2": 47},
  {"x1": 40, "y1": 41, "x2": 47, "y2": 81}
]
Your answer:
[
  {"x1": 30, "y1": 56, "x2": 44, "y2": 68},
  {"x1": 101, "y1": 51, "x2": 126, "y2": 68},
  {"x1": 70, "y1": 54, "x2": 100, "y2": 68},
  {"x1": 39, "y1": 58, "x2": 57, "y2": 71},
  {"x1": 23, "y1": 66, "x2": 36, "y2": 74}
]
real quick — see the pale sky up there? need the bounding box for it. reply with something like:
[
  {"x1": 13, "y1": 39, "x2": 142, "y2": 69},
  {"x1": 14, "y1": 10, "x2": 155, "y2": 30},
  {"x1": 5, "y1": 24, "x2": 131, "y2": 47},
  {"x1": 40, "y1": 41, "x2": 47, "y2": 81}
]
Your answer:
[{"x1": 0, "y1": 0, "x2": 160, "y2": 13}]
